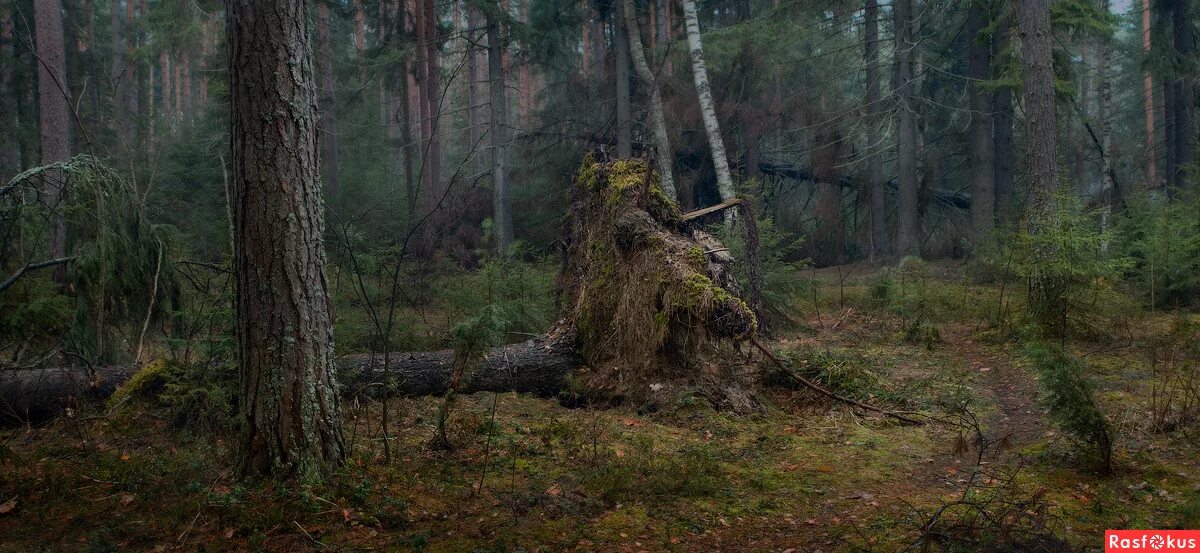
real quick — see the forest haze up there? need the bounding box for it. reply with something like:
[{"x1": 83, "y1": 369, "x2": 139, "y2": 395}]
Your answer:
[{"x1": 1, "y1": 0, "x2": 1199, "y2": 550}]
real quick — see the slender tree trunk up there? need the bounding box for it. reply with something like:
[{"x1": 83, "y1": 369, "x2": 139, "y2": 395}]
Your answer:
[
  {"x1": 227, "y1": 0, "x2": 346, "y2": 482},
  {"x1": 466, "y1": 3, "x2": 481, "y2": 164},
  {"x1": 1163, "y1": 76, "x2": 1176, "y2": 190},
  {"x1": 681, "y1": 0, "x2": 736, "y2": 221},
  {"x1": 993, "y1": 14, "x2": 1015, "y2": 222},
  {"x1": 655, "y1": 0, "x2": 667, "y2": 48},
  {"x1": 125, "y1": 0, "x2": 137, "y2": 123},
  {"x1": 864, "y1": 0, "x2": 888, "y2": 259},
  {"x1": 1171, "y1": 0, "x2": 1194, "y2": 191},
  {"x1": 111, "y1": 0, "x2": 126, "y2": 142},
  {"x1": 1, "y1": 6, "x2": 21, "y2": 181},
  {"x1": 615, "y1": 0, "x2": 632, "y2": 158},
  {"x1": 517, "y1": 0, "x2": 532, "y2": 129},
  {"x1": 1098, "y1": 0, "x2": 1121, "y2": 212},
  {"x1": 813, "y1": 123, "x2": 844, "y2": 266},
  {"x1": 894, "y1": 0, "x2": 919, "y2": 256},
  {"x1": 968, "y1": 0, "x2": 995, "y2": 243},
  {"x1": 35, "y1": 0, "x2": 70, "y2": 282},
  {"x1": 1142, "y1": 0, "x2": 1157, "y2": 188},
  {"x1": 581, "y1": 0, "x2": 591, "y2": 79},
  {"x1": 414, "y1": 0, "x2": 432, "y2": 206},
  {"x1": 317, "y1": 2, "x2": 340, "y2": 197},
  {"x1": 353, "y1": 0, "x2": 365, "y2": 59},
  {"x1": 623, "y1": 0, "x2": 676, "y2": 198},
  {"x1": 488, "y1": 10, "x2": 513, "y2": 257},
  {"x1": 423, "y1": 0, "x2": 441, "y2": 196},
  {"x1": 159, "y1": 50, "x2": 170, "y2": 126}
]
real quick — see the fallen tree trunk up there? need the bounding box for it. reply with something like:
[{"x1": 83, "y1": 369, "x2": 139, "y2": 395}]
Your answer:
[{"x1": 1, "y1": 332, "x2": 581, "y2": 424}]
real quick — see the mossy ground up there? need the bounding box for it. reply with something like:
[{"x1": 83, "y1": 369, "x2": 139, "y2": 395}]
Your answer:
[{"x1": 1, "y1": 262, "x2": 1198, "y2": 552}]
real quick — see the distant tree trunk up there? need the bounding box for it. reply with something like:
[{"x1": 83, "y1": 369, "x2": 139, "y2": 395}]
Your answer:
[
  {"x1": 894, "y1": 0, "x2": 919, "y2": 256},
  {"x1": 488, "y1": 10, "x2": 513, "y2": 257},
  {"x1": 227, "y1": 0, "x2": 346, "y2": 482},
  {"x1": 992, "y1": 13, "x2": 1016, "y2": 222},
  {"x1": 1141, "y1": 0, "x2": 1157, "y2": 188},
  {"x1": 423, "y1": 0, "x2": 441, "y2": 196},
  {"x1": 159, "y1": 50, "x2": 170, "y2": 126},
  {"x1": 353, "y1": 0, "x2": 366, "y2": 59},
  {"x1": 111, "y1": 0, "x2": 127, "y2": 142},
  {"x1": 581, "y1": 1, "x2": 591, "y2": 78},
  {"x1": 1163, "y1": 75, "x2": 1175, "y2": 190},
  {"x1": 813, "y1": 123, "x2": 844, "y2": 266},
  {"x1": 1171, "y1": 0, "x2": 1194, "y2": 192},
  {"x1": 1097, "y1": 0, "x2": 1121, "y2": 213},
  {"x1": 655, "y1": 0, "x2": 667, "y2": 47},
  {"x1": 466, "y1": 3, "x2": 482, "y2": 162},
  {"x1": 623, "y1": 0, "x2": 676, "y2": 199},
  {"x1": 317, "y1": 2, "x2": 341, "y2": 197},
  {"x1": 35, "y1": 0, "x2": 70, "y2": 282},
  {"x1": 863, "y1": 0, "x2": 888, "y2": 259},
  {"x1": 968, "y1": 0, "x2": 995, "y2": 243},
  {"x1": 517, "y1": 0, "x2": 532, "y2": 129},
  {"x1": 681, "y1": 0, "x2": 736, "y2": 222},
  {"x1": 0, "y1": 6, "x2": 20, "y2": 181},
  {"x1": 614, "y1": 0, "x2": 632, "y2": 158},
  {"x1": 125, "y1": 0, "x2": 137, "y2": 124},
  {"x1": 414, "y1": 0, "x2": 432, "y2": 207}
]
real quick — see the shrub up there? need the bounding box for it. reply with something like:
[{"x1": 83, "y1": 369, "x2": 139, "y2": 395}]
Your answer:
[
  {"x1": 1117, "y1": 195, "x2": 1200, "y2": 308},
  {"x1": 1025, "y1": 340, "x2": 1113, "y2": 472}
]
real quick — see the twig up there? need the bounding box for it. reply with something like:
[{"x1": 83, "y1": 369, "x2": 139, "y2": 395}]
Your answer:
[
  {"x1": 292, "y1": 520, "x2": 326, "y2": 549},
  {"x1": 751, "y1": 337, "x2": 923, "y2": 424},
  {"x1": 135, "y1": 240, "x2": 164, "y2": 364},
  {"x1": 680, "y1": 198, "x2": 744, "y2": 221},
  {"x1": 0, "y1": 257, "x2": 74, "y2": 293}
]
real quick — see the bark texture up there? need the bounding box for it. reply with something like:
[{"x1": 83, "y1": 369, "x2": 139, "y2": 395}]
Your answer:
[
  {"x1": 227, "y1": 0, "x2": 346, "y2": 481},
  {"x1": 615, "y1": 0, "x2": 632, "y2": 158},
  {"x1": 623, "y1": 0, "x2": 677, "y2": 199}
]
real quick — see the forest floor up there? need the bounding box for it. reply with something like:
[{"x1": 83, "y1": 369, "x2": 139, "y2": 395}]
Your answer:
[{"x1": 1, "y1": 261, "x2": 1198, "y2": 552}]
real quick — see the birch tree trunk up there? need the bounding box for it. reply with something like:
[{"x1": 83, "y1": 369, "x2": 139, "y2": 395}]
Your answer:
[
  {"x1": 487, "y1": 10, "x2": 513, "y2": 257},
  {"x1": 35, "y1": 0, "x2": 70, "y2": 282},
  {"x1": 681, "y1": 0, "x2": 736, "y2": 222},
  {"x1": 622, "y1": 0, "x2": 677, "y2": 199},
  {"x1": 227, "y1": 0, "x2": 346, "y2": 482}
]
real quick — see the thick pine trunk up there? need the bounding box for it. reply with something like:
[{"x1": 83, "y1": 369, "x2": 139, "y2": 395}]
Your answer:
[
  {"x1": 894, "y1": 0, "x2": 919, "y2": 256},
  {"x1": 227, "y1": 0, "x2": 346, "y2": 481},
  {"x1": 967, "y1": 0, "x2": 995, "y2": 242},
  {"x1": 863, "y1": 0, "x2": 888, "y2": 259},
  {"x1": 35, "y1": 0, "x2": 70, "y2": 282},
  {"x1": 488, "y1": 11, "x2": 513, "y2": 257},
  {"x1": 681, "y1": 0, "x2": 736, "y2": 222}
]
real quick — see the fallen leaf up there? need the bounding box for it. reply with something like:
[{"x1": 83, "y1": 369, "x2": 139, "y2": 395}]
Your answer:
[
  {"x1": 0, "y1": 497, "x2": 16, "y2": 515},
  {"x1": 223, "y1": 528, "x2": 236, "y2": 539},
  {"x1": 343, "y1": 508, "x2": 352, "y2": 523},
  {"x1": 120, "y1": 493, "x2": 135, "y2": 505},
  {"x1": 546, "y1": 483, "x2": 562, "y2": 496},
  {"x1": 622, "y1": 418, "x2": 642, "y2": 427}
]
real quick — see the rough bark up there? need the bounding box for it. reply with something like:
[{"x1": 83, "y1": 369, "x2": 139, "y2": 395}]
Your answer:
[
  {"x1": 968, "y1": 0, "x2": 995, "y2": 242},
  {"x1": 1017, "y1": 0, "x2": 1062, "y2": 334},
  {"x1": 317, "y1": 2, "x2": 341, "y2": 197},
  {"x1": 423, "y1": 0, "x2": 442, "y2": 196},
  {"x1": 227, "y1": 0, "x2": 346, "y2": 481},
  {"x1": 488, "y1": 11, "x2": 513, "y2": 257},
  {"x1": 35, "y1": 0, "x2": 70, "y2": 282},
  {"x1": 864, "y1": 0, "x2": 888, "y2": 260},
  {"x1": 615, "y1": 0, "x2": 632, "y2": 158},
  {"x1": 1097, "y1": 0, "x2": 1121, "y2": 213},
  {"x1": 622, "y1": 0, "x2": 677, "y2": 199},
  {"x1": 894, "y1": 0, "x2": 919, "y2": 256},
  {"x1": 681, "y1": 0, "x2": 736, "y2": 223}
]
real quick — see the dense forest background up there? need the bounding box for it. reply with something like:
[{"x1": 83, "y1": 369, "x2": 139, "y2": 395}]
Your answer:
[{"x1": 2, "y1": 0, "x2": 1200, "y2": 549}]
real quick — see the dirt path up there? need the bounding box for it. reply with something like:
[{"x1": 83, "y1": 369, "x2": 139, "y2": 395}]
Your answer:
[{"x1": 944, "y1": 323, "x2": 1046, "y2": 450}]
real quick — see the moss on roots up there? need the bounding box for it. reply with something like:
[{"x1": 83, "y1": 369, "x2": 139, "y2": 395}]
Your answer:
[{"x1": 559, "y1": 159, "x2": 756, "y2": 406}]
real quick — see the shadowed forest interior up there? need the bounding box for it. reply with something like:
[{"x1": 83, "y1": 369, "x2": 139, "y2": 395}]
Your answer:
[{"x1": 1, "y1": 0, "x2": 1200, "y2": 550}]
